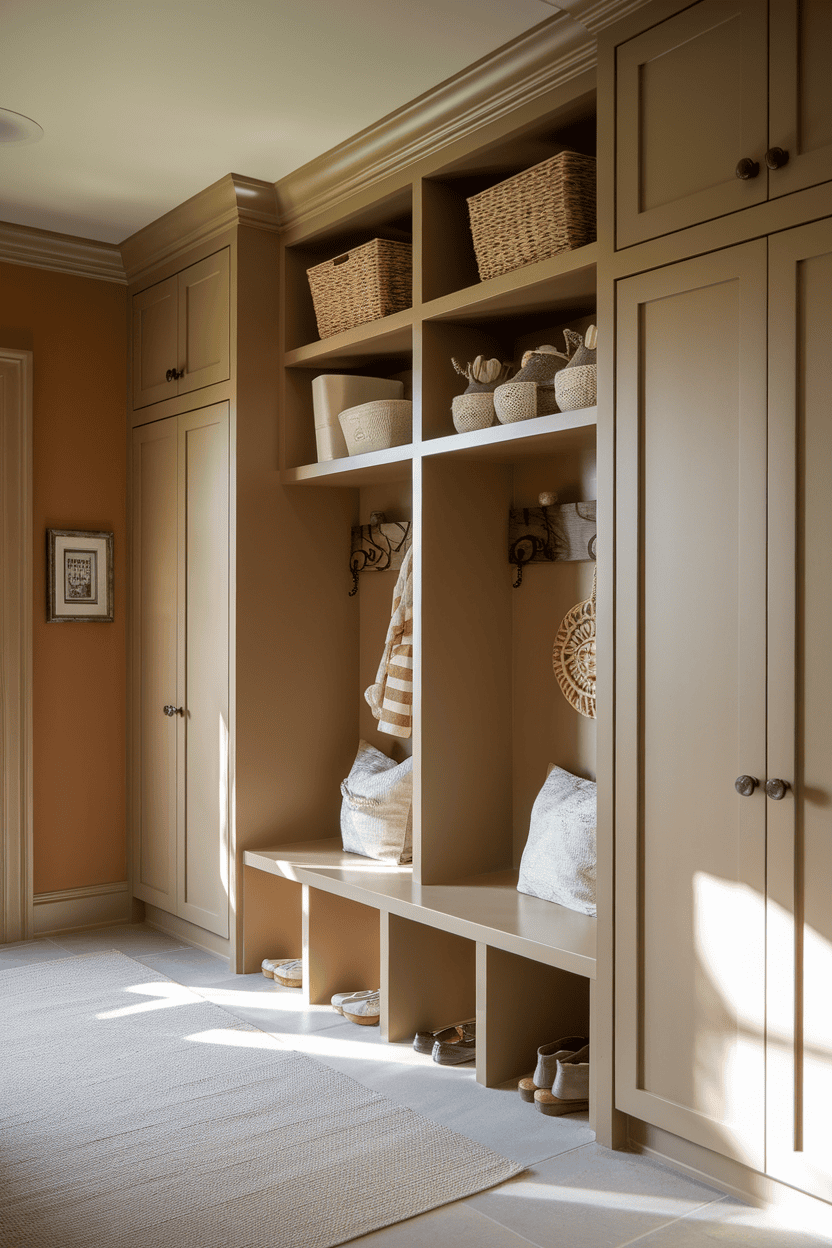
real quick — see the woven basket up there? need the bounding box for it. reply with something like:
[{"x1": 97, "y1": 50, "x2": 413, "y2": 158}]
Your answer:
[
  {"x1": 451, "y1": 393, "x2": 495, "y2": 433},
  {"x1": 555, "y1": 364, "x2": 597, "y2": 411},
  {"x1": 338, "y1": 399, "x2": 412, "y2": 456},
  {"x1": 552, "y1": 567, "x2": 596, "y2": 719},
  {"x1": 307, "y1": 239, "x2": 412, "y2": 340},
  {"x1": 494, "y1": 381, "x2": 538, "y2": 424},
  {"x1": 467, "y1": 152, "x2": 596, "y2": 282}
]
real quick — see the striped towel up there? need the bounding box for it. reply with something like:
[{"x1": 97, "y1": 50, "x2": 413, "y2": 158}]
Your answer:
[{"x1": 365, "y1": 544, "x2": 413, "y2": 738}]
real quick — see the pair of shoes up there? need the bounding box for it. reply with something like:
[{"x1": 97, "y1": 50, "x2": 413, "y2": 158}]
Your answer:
[
  {"x1": 517, "y1": 1035, "x2": 589, "y2": 1115},
  {"x1": 413, "y1": 1019, "x2": 476, "y2": 1065},
  {"x1": 269, "y1": 958, "x2": 303, "y2": 988},
  {"x1": 331, "y1": 989, "x2": 380, "y2": 1025}
]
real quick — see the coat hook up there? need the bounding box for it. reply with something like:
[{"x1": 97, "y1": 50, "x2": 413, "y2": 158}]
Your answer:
[{"x1": 349, "y1": 515, "x2": 412, "y2": 597}]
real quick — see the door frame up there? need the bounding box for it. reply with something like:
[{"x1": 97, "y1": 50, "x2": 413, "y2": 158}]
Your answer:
[{"x1": 1, "y1": 347, "x2": 34, "y2": 944}]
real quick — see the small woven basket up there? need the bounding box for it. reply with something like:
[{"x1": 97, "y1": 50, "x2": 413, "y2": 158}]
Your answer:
[
  {"x1": 553, "y1": 567, "x2": 596, "y2": 720},
  {"x1": 554, "y1": 364, "x2": 597, "y2": 411},
  {"x1": 467, "y1": 152, "x2": 596, "y2": 282},
  {"x1": 494, "y1": 381, "x2": 539, "y2": 424},
  {"x1": 451, "y1": 393, "x2": 495, "y2": 433},
  {"x1": 307, "y1": 239, "x2": 412, "y2": 340},
  {"x1": 338, "y1": 399, "x2": 412, "y2": 456}
]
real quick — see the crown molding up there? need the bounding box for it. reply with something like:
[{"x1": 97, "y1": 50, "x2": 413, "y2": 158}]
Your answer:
[
  {"x1": 560, "y1": 0, "x2": 655, "y2": 34},
  {"x1": 0, "y1": 220, "x2": 126, "y2": 283},
  {"x1": 273, "y1": 13, "x2": 597, "y2": 232},
  {"x1": 119, "y1": 174, "x2": 279, "y2": 286}
]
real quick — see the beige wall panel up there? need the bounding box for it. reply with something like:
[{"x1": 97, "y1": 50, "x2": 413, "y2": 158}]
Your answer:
[
  {"x1": 303, "y1": 888, "x2": 380, "y2": 1006},
  {"x1": 132, "y1": 275, "x2": 178, "y2": 408},
  {"x1": 382, "y1": 914, "x2": 475, "y2": 1042},
  {"x1": 241, "y1": 865, "x2": 303, "y2": 974},
  {"x1": 476, "y1": 943, "x2": 590, "y2": 1088},
  {"x1": 177, "y1": 404, "x2": 230, "y2": 938},
  {"x1": 766, "y1": 218, "x2": 832, "y2": 1204},
  {"x1": 131, "y1": 419, "x2": 177, "y2": 909},
  {"x1": 616, "y1": 0, "x2": 768, "y2": 248},
  {"x1": 616, "y1": 242, "x2": 768, "y2": 1169},
  {"x1": 419, "y1": 458, "x2": 513, "y2": 884},
  {"x1": 178, "y1": 249, "x2": 230, "y2": 395},
  {"x1": 769, "y1": 0, "x2": 832, "y2": 199}
]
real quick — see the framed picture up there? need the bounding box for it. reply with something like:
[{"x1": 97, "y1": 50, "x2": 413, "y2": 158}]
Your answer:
[{"x1": 46, "y1": 529, "x2": 114, "y2": 623}]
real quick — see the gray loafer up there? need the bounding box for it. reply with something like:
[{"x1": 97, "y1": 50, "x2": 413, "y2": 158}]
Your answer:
[
  {"x1": 432, "y1": 1021, "x2": 476, "y2": 1065},
  {"x1": 518, "y1": 1035, "x2": 588, "y2": 1101},
  {"x1": 534, "y1": 1043, "x2": 589, "y2": 1115},
  {"x1": 413, "y1": 1018, "x2": 475, "y2": 1056}
]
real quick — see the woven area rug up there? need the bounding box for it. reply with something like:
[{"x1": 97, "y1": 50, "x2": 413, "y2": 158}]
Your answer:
[{"x1": 0, "y1": 952, "x2": 520, "y2": 1248}]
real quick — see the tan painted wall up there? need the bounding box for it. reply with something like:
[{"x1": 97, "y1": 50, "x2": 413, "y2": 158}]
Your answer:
[{"x1": 0, "y1": 262, "x2": 127, "y2": 893}]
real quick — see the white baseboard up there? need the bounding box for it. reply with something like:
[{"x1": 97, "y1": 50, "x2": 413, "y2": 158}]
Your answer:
[{"x1": 33, "y1": 882, "x2": 135, "y2": 935}]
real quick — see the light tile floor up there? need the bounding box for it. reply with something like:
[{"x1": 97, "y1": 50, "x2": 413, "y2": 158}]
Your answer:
[{"x1": 4, "y1": 924, "x2": 831, "y2": 1247}]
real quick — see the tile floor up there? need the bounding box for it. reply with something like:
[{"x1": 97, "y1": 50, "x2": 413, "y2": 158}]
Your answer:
[{"x1": 3, "y1": 924, "x2": 831, "y2": 1247}]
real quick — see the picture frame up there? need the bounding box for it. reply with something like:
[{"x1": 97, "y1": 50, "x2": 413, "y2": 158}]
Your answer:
[{"x1": 46, "y1": 529, "x2": 114, "y2": 623}]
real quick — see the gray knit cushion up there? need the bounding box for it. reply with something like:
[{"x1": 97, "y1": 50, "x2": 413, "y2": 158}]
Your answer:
[
  {"x1": 517, "y1": 765, "x2": 596, "y2": 915},
  {"x1": 340, "y1": 740, "x2": 413, "y2": 865}
]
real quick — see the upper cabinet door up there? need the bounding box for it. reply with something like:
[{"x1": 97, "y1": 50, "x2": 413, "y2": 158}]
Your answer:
[
  {"x1": 177, "y1": 249, "x2": 230, "y2": 397},
  {"x1": 768, "y1": 0, "x2": 832, "y2": 199},
  {"x1": 766, "y1": 216, "x2": 832, "y2": 1205},
  {"x1": 132, "y1": 275, "x2": 178, "y2": 408},
  {"x1": 615, "y1": 240, "x2": 769, "y2": 1169},
  {"x1": 616, "y1": 0, "x2": 768, "y2": 248}
]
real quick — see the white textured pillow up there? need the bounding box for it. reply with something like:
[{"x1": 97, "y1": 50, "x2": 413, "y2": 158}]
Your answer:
[
  {"x1": 340, "y1": 740, "x2": 413, "y2": 865},
  {"x1": 517, "y1": 765, "x2": 596, "y2": 915}
]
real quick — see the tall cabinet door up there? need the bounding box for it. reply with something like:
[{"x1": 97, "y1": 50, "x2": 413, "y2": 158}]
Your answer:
[
  {"x1": 176, "y1": 403, "x2": 230, "y2": 938},
  {"x1": 615, "y1": 0, "x2": 768, "y2": 248},
  {"x1": 132, "y1": 418, "x2": 178, "y2": 911},
  {"x1": 766, "y1": 217, "x2": 832, "y2": 1203},
  {"x1": 769, "y1": 1, "x2": 832, "y2": 199},
  {"x1": 132, "y1": 277, "x2": 178, "y2": 409},
  {"x1": 615, "y1": 241, "x2": 768, "y2": 1168},
  {"x1": 177, "y1": 251, "x2": 230, "y2": 398}
]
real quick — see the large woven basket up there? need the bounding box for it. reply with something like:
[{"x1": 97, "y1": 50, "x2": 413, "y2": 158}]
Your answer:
[
  {"x1": 307, "y1": 239, "x2": 412, "y2": 340},
  {"x1": 338, "y1": 399, "x2": 412, "y2": 456},
  {"x1": 467, "y1": 152, "x2": 596, "y2": 282}
]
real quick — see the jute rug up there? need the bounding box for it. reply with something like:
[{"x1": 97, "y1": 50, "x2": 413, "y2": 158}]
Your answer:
[{"x1": 0, "y1": 952, "x2": 520, "y2": 1247}]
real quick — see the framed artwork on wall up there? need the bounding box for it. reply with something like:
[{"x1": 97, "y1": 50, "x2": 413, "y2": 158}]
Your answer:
[{"x1": 46, "y1": 529, "x2": 114, "y2": 623}]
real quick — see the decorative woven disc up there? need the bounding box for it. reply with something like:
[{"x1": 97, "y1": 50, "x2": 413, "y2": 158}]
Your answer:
[{"x1": 553, "y1": 568, "x2": 596, "y2": 719}]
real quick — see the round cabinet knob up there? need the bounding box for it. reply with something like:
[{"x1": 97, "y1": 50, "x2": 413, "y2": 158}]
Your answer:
[
  {"x1": 765, "y1": 778, "x2": 790, "y2": 801},
  {"x1": 163, "y1": 704, "x2": 183, "y2": 717},
  {"x1": 735, "y1": 775, "x2": 758, "y2": 797},
  {"x1": 765, "y1": 146, "x2": 789, "y2": 170},
  {"x1": 735, "y1": 157, "x2": 760, "y2": 180}
]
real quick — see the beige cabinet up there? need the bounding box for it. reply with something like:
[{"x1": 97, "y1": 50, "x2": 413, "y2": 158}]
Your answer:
[
  {"x1": 131, "y1": 402, "x2": 230, "y2": 939},
  {"x1": 132, "y1": 249, "x2": 230, "y2": 409},
  {"x1": 616, "y1": 0, "x2": 832, "y2": 248},
  {"x1": 615, "y1": 220, "x2": 832, "y2": 1199}
]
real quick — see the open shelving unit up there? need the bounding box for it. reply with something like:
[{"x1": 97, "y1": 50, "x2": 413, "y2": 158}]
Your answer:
[{"x1": 245, "y1": 76, "x2": 599, "y2": 1097}]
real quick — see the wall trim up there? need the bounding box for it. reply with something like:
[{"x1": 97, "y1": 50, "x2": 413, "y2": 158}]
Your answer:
[
  {"x1": 272, "y1": 14, "x2": 596, "y2": 232},
  {"x1": 32, "y1": 881, "x2": 133, "y2": 935},
  {"x1": 0, "y1": 348, "x2": 34, "y2": 944},
  {"x1": 120, "y1": 174, "x2": 280, "y2": 287},
  {"x1": 0, "y1": 221, "x2": 126, "y2": 284}
]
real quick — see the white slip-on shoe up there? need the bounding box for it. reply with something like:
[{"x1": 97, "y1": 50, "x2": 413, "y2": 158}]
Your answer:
[
  {"x1": 331, "y1": 989, "x2": 376, "y2": 1015},
  {"x1": 342, "y1": 991, "x2": 380, "y2": 1025},
  {"x1": 272, "y1": 959, "x2": 303, "y2": 988}
]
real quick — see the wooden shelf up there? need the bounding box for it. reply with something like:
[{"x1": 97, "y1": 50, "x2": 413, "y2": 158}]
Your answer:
[
  {"x1": 422, "y1": 407, "x2": 597, "y2": 460},
  {"x1": 423, "y1": 244, "x2": 598, "y2": 325},
  {"x1": 284, "y1": 310, "x2": 413, "y2": 368},
  {"x1": 280, "y1": 444, "x2": 414, "y2": 486},
  {"x1": 244, "y1": 842, "x2": 596, "y2": 978}
]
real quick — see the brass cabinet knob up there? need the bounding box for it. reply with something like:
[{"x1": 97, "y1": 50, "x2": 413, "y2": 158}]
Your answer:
[
  {"x1": 765, "y1": 778, "x2": 790, "y2": 801},
  {"x1": 163, "y1": 704, "x2": 183, "y2": 717},
  {"x1": 735, "y1": 157, "x2": 760, "y2": 180},
  {"x1": 735, "y1": 775, "x2": 758, "y2": 797},
  {"x1": 765, "y1": 146, "x2": 789, "y2": 170}
]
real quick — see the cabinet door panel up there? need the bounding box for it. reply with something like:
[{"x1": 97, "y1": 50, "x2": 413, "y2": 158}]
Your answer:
[
  {"x1": 616, "y1": 242, "x2": 768, "y2": 1168},
  {"x1": 616, "y1": 0, "x2": 768, "y2": 248},
  {"x1": 769, "y1": 0, "x2": 832, "y2": 199},
  {"x1": 767, "y1": 217, "x2": 832, "y2": 1203},
  {"x1": 132, "y1": 276, "x2": 178, "y2": 408},
  {"x1": 177, "y1": 250, "x2": 230, "y2": 396},
  {"x1": 131, "y1": 419, "x2": 178, "y2": 909},
  {"x1": 177, "y1": 403, "x2": 230, "y2": 938}
]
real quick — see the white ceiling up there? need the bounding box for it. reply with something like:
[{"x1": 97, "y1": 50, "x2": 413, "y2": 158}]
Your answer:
[{"x1": 0, "y1": 0, "x2": 563, "y2": 245}]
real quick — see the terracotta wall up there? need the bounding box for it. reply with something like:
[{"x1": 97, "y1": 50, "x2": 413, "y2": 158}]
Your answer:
[{"x1": 0, "y1": 262, "x2": 127, "y2": 893}]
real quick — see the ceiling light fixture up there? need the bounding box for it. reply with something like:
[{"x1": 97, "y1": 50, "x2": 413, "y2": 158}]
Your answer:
[{"x1": 0, "y1": 109, "x2": 44, "y2": 145}]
